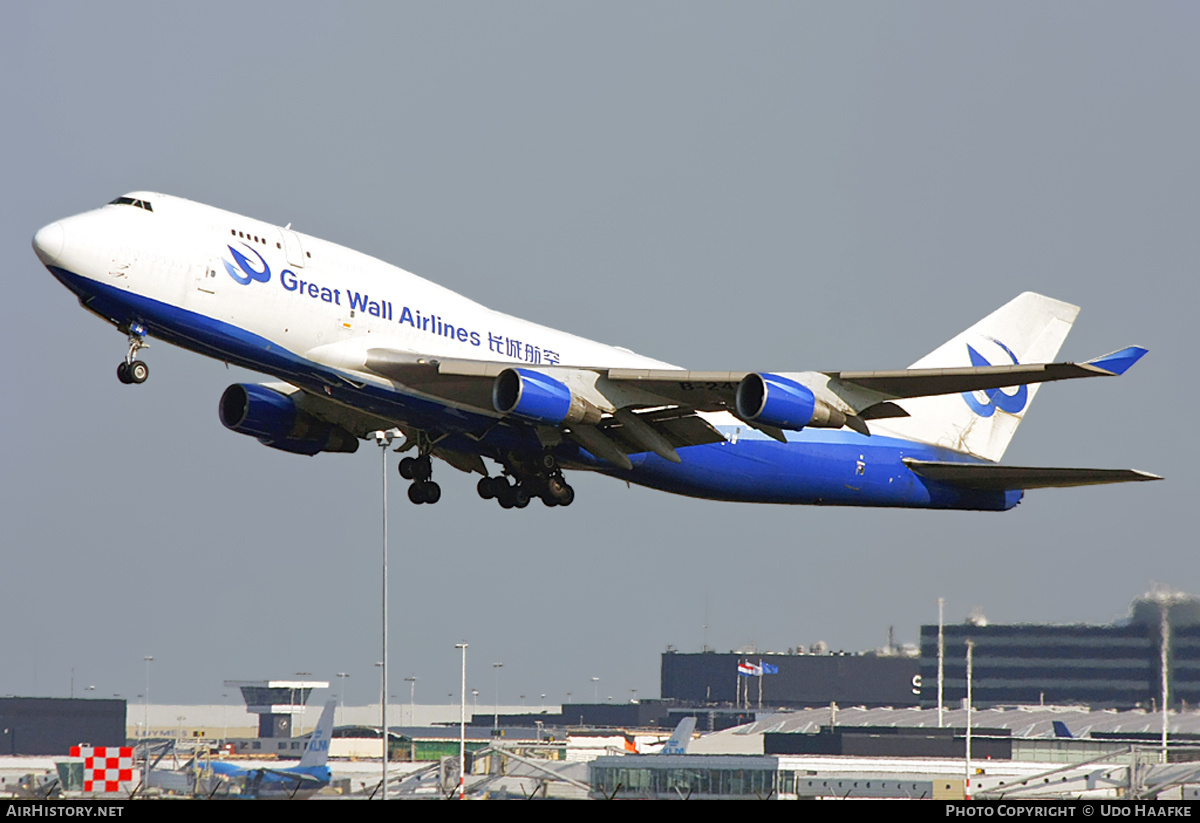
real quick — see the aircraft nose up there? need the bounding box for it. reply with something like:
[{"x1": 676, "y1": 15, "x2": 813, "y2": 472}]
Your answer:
[{"x1": 32, "y1": 221, "x2": 64, "y2": 265}]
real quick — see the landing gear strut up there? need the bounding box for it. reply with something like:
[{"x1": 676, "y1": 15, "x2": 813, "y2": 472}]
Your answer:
[
  {"x1": 399, "y1": 453, "x2": 441, "y2": 505},
  {"x1": 116, "y1": 326, "x2": 149, "y2": 385}
]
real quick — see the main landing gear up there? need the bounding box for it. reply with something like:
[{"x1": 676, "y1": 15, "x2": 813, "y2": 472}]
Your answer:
[
  {"x1": 399, "y1": 454, "x2": 441, "y2": 505},
  {"x1": 116, "y1": 326, "x2": 149, "y2": 385},
  {"x1": 476, "y1": 452, "x2": 575, "y2": 509},
  {"x1": 395, "y1": 445, "x2": 575, "y2": 509}
]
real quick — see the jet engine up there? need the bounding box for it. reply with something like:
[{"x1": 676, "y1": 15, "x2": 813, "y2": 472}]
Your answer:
[
  {"x1": 492, "y1": 368, "x2": 602, "y2": 426},
  {"x1": 735, "y1": 373, "x2": 847, "y2": 431},
  {"x1": 219, "y1": 384, "x2": 359, "y2": 455}
]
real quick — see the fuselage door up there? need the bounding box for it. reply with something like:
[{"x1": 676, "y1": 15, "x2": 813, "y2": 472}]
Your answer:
[
  {"x1": 280, "y1": 227, "x2": 306, "y2": 269},
  {"x1": 184, "y1": 258, "x2": 221, "y2": 314},
  {"x1": 194, "y1": 259, "x2": 220, "y2": 296}
]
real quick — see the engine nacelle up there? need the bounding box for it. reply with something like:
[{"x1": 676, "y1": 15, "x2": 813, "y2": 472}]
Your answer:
[
  {"x1": 735, "y1": 373, "x2": 847, "y2": 431},
  {"x1": 219, "y1": 384, "x2": 359, "y2": 455},
  {"x1": 493, "y1": 368, "x2": 602, "y2": 426}
]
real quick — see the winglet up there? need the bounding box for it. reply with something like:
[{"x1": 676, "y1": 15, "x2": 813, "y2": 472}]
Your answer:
[{"x1": 1085, "y1": 346, "x2": 1148, "y2": 376}]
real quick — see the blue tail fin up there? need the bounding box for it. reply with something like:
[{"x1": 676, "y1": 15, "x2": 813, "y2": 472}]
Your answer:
[
  {"x1": 660, "y1": 717, "x2": 697, "y2": 755},
  {"x1": 297, "y1": 700, "x2": 335, "y2": 769}
]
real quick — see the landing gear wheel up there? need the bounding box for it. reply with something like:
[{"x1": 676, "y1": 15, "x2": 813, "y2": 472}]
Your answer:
[
  {"x1": 408, "y1": 481, "x2": 441, "y2": 504},
  {"x1": 116, "y1": 362, "x2": 133, "y2": 384},
  {"x1": 539, "y1": 452, "x2": 558, "y2": 471},
  {"x1": 545, "y1": 476, "x2": 575, "y2": 506},
  {"x1": 128, "y1": 361, "x2": 149, "y2": 384},
  {"x1": 400, "y1": 455, "x2": 433, "y2": 481},
  {"x1": 497, "y1": 481, "x2": 522, "y2": 509},
  {"x1": 422, "y1": 481, "x2": 440, "y2": 504},
  {"x1": 478, "y1": 477, "x2": 497, "y2": 499}
]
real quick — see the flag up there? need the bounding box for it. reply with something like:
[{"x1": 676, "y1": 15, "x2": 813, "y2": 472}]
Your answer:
[
  {"x1": 762, "y1": 662, "x2": 779, "y2": 675},
  {"x1": 737, "y1": 662, "x2": 755, "y2": 677}
]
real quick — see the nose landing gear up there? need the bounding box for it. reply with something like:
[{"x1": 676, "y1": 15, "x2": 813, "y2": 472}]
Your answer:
[{"x1": 116, "y1": 326, "x2": 149, "y2": 385}]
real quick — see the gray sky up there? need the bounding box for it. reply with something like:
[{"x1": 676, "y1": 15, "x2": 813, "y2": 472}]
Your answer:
[{"x1": 2, "y1": 2, "x2": 1194, "y2": 710}]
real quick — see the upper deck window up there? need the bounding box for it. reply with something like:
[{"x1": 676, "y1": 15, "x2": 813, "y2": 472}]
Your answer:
[{"x1": 108, "y1": 196, "x2": 153, "y2": 212}]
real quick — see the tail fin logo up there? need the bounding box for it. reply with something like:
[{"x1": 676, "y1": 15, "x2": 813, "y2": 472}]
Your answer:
[
  {"x1": 222, "y1": 244, "x2": 272, "y2": 286},
  {"x1": 961, "y1": 340, "x2": 1028, "y2": 417}
]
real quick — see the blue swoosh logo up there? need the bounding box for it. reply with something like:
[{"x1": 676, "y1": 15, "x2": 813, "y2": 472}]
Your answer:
[
  {"x1": 961, "y1": 340, "x2": 1028, "y2": 417},
  {"x1": 222, "y1": 244, "x2": 271, "y2": 285}
]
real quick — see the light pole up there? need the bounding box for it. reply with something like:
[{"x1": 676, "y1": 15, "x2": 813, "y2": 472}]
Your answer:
[
  {"x1": 294, "y1": 672, "x2": 311, "y2": 734},
  {"x1": 456, "y1": 642, "x2": 468, "y2": 800},
  {"x1": 1149, "y1": 586, "x2": 1185, "y2": 762},
  {"x1": 492, "y1": 663, "x2": 503, "y2": 730},
  {"x1": 965, "y1": 639, "x2": 974, "y2": 800},
  {"x1": 337, "y1": 673, "x2": 350, "y2": 728},
  {"x1": 142, "y1": 656, "x2": 153, "y2": 739},
  {"x1": 937, "y1": 597, "x2": 945, "y2": 728},
  {"x1": 405, "y1": 676, "x2": 417, "y2": 726},
  {"x1": 373, "y1": 428, "x2": 401, "y2": 800},
  {"x1": 592, "y1": 677, "x2": 599, "y2": 703}
]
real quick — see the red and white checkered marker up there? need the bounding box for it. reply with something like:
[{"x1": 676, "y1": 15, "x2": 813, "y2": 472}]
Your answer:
[{"x1": 69, "y1": 746, "x2": 137, "y2": 793}]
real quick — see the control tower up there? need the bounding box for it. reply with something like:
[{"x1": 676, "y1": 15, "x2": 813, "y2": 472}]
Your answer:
[{"x1": 224, "y1": 679, "x2": 329, "y2": 738}]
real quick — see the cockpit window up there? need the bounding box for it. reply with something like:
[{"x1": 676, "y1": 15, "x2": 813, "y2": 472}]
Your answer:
[{"x1": 109, "y1": 196, "x2": 153, "y2": 212}]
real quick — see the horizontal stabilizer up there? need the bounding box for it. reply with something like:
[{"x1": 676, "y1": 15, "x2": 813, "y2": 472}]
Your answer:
[{"x1": 903, "y1": 459, "x2": 1162, "y2": 491}]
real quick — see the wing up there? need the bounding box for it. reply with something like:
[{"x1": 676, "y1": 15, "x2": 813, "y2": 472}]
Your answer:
[
  {"x1": 603, "y1": 346, "x2": 1147, "y2": 423},
  {"x1": 353, "y1": 346, "x2": 1147, "y2": 456}
]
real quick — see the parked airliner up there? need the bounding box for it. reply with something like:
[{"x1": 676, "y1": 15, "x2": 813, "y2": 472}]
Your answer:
[
  {"x1": 203, "y1": 700, "x2": 335, "y2": 799},
  {"x1": 32, "y1": 193, "x2": 1158, "y2": 510}
]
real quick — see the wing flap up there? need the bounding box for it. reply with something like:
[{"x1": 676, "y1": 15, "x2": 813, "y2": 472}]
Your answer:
[
  {"x1": 601, "y1": 407, "x2": 726, "y2": 453},
  {"x1": 603, "y1": 369, "x2": 746, "y2": 411},
  {"x1": 363, "y1": 350, "x2": 498, "y2": 409},
  {"x1": 903, "y1": 459, "x2": 1162, "y2": 491}
]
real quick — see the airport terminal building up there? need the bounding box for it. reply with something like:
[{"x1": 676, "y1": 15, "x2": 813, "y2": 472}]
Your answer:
[
  {"x1": 661, "y1": 650, "x2": 919, "y2": 709},
  {"x1": 919, "y1": 593, "x2": 1200, "y2": 710}
]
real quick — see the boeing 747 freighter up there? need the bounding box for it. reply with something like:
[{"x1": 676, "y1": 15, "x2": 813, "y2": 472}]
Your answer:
[{"x1": 32, "y1": 193, "x2": 1158, "y2": 510}]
